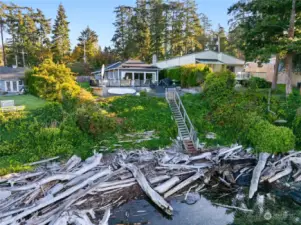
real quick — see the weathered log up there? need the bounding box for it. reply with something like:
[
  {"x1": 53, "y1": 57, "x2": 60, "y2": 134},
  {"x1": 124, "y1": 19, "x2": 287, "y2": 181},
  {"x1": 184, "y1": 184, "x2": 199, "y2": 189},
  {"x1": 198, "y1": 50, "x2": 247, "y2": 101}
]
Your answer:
[
  {"x1": 217, "y1": 145, "x2": 242, "y2": 158},
  {"x1": 164, "y1": 172, "x2": 203, "y2": 198},
  {"x1": 148, "y1": 175, "x2": 171, "y2": 185},
  {"x1": 99, "y1": 208, "x2": 110, "y2": 225},
  {"x1": 268, "y1": 163, "x2": 293, "y2": 183},
  {"x1": 249, "y1": 153, "x2": 270, "y2": 199},
  {"x1": 73, "y1": 154, "x2": 102, "y2": 176},
  {"x1": 213, "y1": 203, "x2": 253, "y2": 212},
  {"x1": 154, "y1": 177, "x2": 180, "y2": 194},
  {"x1": 0, "y1": 168, "x2": 111, "y2": 225},
  {"x1": 189, "y1": 152, "x2": 212, "y2": 161},
  {"x1": 121, "y1": 163, "x2": 173, "y2": 216},
  {"x1": 25, "y1": 156, "x2": 60, "y2": 166},
  {"x1": 4, "y1": 174, "x2": 77, "y2": 191},
  {"x1": 64, "y1": 155, "x2": 82, "y2": 172},
  {"x1": 158, "y1": 163, "x2": 210, "y2": 170}
]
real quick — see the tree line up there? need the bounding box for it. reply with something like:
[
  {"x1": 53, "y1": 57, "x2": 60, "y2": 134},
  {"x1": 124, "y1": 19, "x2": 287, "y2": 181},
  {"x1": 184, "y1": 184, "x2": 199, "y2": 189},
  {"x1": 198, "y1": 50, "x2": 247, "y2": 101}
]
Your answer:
[
  {"x1": 0, "y1": 2, "x2": 116, "y2": 73},
  {"x1": 111, "y1": 0, "x2": 239, "y2": 62}
]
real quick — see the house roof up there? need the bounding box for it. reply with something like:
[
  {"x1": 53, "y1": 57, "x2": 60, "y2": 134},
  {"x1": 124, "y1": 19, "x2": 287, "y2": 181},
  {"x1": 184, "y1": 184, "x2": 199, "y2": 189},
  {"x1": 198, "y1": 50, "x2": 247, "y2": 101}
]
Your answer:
[
  {"x1": 105, "y1": 60, "x2": 159, "y2": 72},
  {"x1": 0, "y1": 67, "x2": 25, "y2": 80},
  {"x1": 156, "y1": 50, "x2": 245, "y2": 69}
]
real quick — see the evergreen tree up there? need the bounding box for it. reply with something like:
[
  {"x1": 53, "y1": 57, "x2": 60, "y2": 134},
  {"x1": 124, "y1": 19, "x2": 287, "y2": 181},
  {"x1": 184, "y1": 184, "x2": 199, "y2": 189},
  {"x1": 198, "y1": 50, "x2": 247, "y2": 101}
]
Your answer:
[
  {"x1": 132, "y1": 0, "x2": 151, "y2": 62},
  {"x1": 183, "y1": 0, "x2": 203, "y2": 54},
  {"x1": 149, "y1": 0, "x2": 165, "y2": 59},
  {"x1": 3, "y1": 3, "x2": 51, "y2": 67},
  {"x1": 199, "y1": 13, "x2": 212, "y2": 50},
  {"x1": 111, "y1": 6, "x2": 134, "y2": 60},
  {"x1": 51, "y1": 3, "x2": 70, "y2": 63},
  {"x1": 169, "y1": 1, "x2": 185, "y2": 56}
]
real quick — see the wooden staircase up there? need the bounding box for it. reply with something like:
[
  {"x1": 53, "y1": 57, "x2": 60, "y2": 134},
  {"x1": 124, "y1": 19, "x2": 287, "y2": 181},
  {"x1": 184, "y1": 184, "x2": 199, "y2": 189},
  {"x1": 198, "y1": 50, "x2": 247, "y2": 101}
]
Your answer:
[{"x1": 166, "y1": 88, "x2": 199, "y2": 153}]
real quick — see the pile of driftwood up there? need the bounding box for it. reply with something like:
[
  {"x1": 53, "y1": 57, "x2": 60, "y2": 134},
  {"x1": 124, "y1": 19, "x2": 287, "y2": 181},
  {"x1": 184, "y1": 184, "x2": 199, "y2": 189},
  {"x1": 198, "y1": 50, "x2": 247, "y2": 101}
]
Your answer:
[{"x1": 0, "y1": 145, "x2": 300, "y2": 224}]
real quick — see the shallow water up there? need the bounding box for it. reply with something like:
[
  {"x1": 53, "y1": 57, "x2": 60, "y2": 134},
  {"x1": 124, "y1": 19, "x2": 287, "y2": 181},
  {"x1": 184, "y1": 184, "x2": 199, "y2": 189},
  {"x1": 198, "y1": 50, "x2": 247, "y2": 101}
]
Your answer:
[{"x1": 109, "y1": 190, "x2": 301, "y2": 225}]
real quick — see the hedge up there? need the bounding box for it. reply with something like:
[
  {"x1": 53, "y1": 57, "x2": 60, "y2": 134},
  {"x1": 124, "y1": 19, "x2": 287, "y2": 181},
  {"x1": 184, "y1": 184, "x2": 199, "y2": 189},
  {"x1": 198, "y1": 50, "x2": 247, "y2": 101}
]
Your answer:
[{"x1": 160, "y1": 64, "x2": 212, "y2": 87}]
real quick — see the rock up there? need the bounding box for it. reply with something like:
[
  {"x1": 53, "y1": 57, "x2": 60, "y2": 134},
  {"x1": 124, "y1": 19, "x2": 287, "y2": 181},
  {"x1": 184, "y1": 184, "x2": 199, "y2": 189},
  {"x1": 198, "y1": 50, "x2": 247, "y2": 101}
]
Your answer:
[{"x1": 183, "y1": 193, "x2": 200, "y2": 205}]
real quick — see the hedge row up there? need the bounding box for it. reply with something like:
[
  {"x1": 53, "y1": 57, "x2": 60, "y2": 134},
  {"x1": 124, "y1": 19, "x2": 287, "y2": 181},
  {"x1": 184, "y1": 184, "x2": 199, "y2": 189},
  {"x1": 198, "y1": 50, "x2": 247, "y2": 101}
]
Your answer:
[{"x1": 160, "y1": 64, "x2": 212, "y2": 87}]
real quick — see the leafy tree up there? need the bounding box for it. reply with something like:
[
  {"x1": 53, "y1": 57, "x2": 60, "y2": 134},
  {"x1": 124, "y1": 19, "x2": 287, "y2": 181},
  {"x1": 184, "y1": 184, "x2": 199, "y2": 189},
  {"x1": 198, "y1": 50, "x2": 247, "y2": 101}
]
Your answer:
[
  {"x1": 228, "y1": 0, "x2": 301, "y2": 93},
  {"x1": 51, "y1": 4, "x2": 71, "y2": 63},
  {"x1": 75, "y1": 26, "x2": 99, "y2": 64}
]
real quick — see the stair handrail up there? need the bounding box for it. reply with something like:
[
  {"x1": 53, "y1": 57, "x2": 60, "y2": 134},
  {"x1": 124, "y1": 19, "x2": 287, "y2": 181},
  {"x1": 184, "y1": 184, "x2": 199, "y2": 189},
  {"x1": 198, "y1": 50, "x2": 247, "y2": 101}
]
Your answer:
[{"x1": 165, "y1": 88, "x2": 199, "y2": 150}]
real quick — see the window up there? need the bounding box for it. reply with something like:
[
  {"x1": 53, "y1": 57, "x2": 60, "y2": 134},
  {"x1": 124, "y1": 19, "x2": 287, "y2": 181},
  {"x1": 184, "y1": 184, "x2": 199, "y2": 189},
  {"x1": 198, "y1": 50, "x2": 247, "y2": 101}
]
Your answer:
[{"x1": 19, "y1": 80, "x2": 23, "y2": 85}]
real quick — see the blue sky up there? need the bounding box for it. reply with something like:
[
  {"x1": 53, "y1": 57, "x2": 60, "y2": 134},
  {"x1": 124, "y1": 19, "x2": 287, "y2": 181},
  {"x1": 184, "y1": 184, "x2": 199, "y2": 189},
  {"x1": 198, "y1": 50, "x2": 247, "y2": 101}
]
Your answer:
[{"x1": 5, "y1": 0, "x2": 237, "y2": 49}]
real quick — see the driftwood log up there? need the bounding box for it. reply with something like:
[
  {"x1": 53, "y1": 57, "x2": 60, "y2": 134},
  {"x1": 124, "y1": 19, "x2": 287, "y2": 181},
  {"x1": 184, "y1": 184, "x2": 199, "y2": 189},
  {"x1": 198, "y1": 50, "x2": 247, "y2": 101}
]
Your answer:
[{"x1": 0, "y1": 142, "x2": 300, "y2": 224}]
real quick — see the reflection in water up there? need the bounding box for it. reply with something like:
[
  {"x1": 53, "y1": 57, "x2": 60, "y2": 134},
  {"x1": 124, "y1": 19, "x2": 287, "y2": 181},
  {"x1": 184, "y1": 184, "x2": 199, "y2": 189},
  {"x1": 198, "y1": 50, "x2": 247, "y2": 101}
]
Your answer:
[
  {"x1": 109, "y1": 189, "x2": 301, "y2": 225},
  {"x1": 109, "y1": 194, "x2": 234, "y2": 225}
]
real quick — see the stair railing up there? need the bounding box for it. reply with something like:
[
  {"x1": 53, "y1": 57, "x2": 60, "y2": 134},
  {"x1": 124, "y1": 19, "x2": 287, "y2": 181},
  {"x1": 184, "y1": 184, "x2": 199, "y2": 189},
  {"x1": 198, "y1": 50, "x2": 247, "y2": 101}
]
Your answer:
[{"x1": 165, "y1": 88, "x2": 199, "y2": 150}]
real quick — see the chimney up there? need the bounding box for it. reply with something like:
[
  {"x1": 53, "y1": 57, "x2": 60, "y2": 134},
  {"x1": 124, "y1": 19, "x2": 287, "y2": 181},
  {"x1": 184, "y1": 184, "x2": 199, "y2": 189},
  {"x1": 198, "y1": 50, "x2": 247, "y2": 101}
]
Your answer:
[{"x1": 152, "y1": 54, "x2": 157, "y2": 65}]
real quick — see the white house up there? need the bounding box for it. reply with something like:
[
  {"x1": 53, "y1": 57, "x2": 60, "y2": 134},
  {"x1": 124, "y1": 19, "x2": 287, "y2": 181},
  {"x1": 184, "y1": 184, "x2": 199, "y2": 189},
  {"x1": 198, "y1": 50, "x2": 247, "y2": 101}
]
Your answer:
[
  {"x1": 0, "y1": 67, "x2": 25, "y2": 94},
  {"x1": 93, "y1": 60, "x2": 160, "y2": 87},
  {"x1": 155, "y1": 50, "x2": 245, "y2": 74}
]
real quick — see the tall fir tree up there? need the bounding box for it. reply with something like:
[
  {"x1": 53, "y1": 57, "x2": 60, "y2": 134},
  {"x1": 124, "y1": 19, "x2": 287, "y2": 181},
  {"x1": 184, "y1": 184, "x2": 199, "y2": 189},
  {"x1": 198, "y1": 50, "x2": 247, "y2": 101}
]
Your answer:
[
  {"x1": 183, "y1": 0, "x2": 203, "y2": 54},
  {"x1": 169, "y1": 1, "x2": 185, "y2": 56},
  {"x1": 149, "y1": 0, "x2": 165, "y2": 59},
  {"x1": 51, "y1": 3, "x2": 70, "y2": 63},
  {"x1": 132, "y1": 0, "x2": 151, "y2": 62},
  {"x1": 111, "y1": 6, "x2": 134, "y2": 60}
]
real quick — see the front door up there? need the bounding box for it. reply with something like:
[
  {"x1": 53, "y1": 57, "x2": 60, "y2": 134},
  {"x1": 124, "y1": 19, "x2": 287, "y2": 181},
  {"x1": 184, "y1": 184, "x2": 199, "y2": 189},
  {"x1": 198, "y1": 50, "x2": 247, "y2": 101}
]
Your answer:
[{"x1": 12, "y1": 81, "x2": 18, "y2": 92}]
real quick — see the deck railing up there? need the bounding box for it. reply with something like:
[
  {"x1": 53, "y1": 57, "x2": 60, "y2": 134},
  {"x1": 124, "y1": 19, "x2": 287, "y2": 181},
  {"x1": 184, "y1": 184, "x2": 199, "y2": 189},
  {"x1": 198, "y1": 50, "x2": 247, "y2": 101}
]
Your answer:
[
  {"x1": 98, "y1": 79, "x2": 153, "y2": 87},
  {"x1": 165, "y1": 88, "x2": 199, "y2": 150}
]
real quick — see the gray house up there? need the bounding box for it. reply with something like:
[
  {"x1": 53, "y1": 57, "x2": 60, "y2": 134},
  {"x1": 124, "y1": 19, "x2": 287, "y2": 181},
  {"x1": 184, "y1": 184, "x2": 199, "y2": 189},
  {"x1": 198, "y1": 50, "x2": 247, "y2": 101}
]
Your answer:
[
  {"x1": 0, "y1": 67, "x2": 25, "y2": 94},
  {"x1": 93, "y1": 60, "x2": 160, "y2": 87}
]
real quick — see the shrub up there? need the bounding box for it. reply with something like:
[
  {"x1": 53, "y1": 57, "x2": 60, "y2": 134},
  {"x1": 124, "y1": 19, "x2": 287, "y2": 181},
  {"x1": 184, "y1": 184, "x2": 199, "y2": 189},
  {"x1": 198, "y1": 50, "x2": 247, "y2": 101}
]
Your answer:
[
  {"x1": 76, "y1": 103, "x2": 117, "y2": 138},
  {"x1": 247, "y1": 115, "x2": 295, "y2": 154},
  {"x1": 247, "y1": 77, "x2": 271, "y2": 89},
  {"x1": 25, "y1": 59, "x2": 94, "y2": 104},
  {"x1": 293, "y1": 115, "x2": 301, "y2": 147},
  {"x1": 203, "y1": 71, "x2": 236, "y2": 108}
]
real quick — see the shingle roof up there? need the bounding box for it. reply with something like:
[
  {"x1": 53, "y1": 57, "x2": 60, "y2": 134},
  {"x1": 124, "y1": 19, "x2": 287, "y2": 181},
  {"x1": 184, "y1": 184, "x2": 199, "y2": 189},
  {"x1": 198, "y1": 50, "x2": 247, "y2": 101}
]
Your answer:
[
  {"x1": 0, "y1": 67, "x2": 25, "y2": 80},
  {"x1": 105, "y1": 59, "x2": 158, "y2": 71}
]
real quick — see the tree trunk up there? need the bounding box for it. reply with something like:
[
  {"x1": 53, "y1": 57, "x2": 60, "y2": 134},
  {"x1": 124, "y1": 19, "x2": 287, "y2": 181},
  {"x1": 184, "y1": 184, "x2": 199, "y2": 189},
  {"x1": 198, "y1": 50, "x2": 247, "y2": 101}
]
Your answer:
[
  {"x1": 286, "y1": 53, "x2": 293, "y2": 95},
  {"x1": 286, "y1": 0, "x2": 296, "y2": 95},
  {"x1": 272, "y1": 55, "x2": 280, "y2": 90}
]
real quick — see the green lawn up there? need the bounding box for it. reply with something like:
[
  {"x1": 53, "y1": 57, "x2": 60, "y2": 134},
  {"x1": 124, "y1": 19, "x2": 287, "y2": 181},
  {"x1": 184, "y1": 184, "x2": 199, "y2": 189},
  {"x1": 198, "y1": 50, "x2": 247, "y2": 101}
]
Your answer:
[
  {"x1": 78, "y1": 81, "x2": 91, "y2": 91},
  {"x1": 0, "y1": 94, "x2": 47, "y2": 111}
]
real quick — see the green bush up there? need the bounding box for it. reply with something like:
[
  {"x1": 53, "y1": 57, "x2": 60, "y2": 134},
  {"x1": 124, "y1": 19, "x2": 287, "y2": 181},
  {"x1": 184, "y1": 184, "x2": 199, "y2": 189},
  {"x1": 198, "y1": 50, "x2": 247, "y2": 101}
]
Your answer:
[
  {"x1": 163, "y1": 64, "x2": 212, "y2": 87},
  {"x1": 247, "y1": 77, "x2": 271, "y2": 89},
  {"x1": 247, "y1": 115, "x2": 295, "y2": 153},
  {"x1": 293, "y1": 115, "x2": 301, "y2": 147},
  {"x1": 203, "y1": 71, "x2": 236, "y2": 108},
  {"x1": 25, "y1": 59, "x2": 94, "y2": 104},
  {"x1": 76, "y1": 103, "x2": 117, "y2": 138}
]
